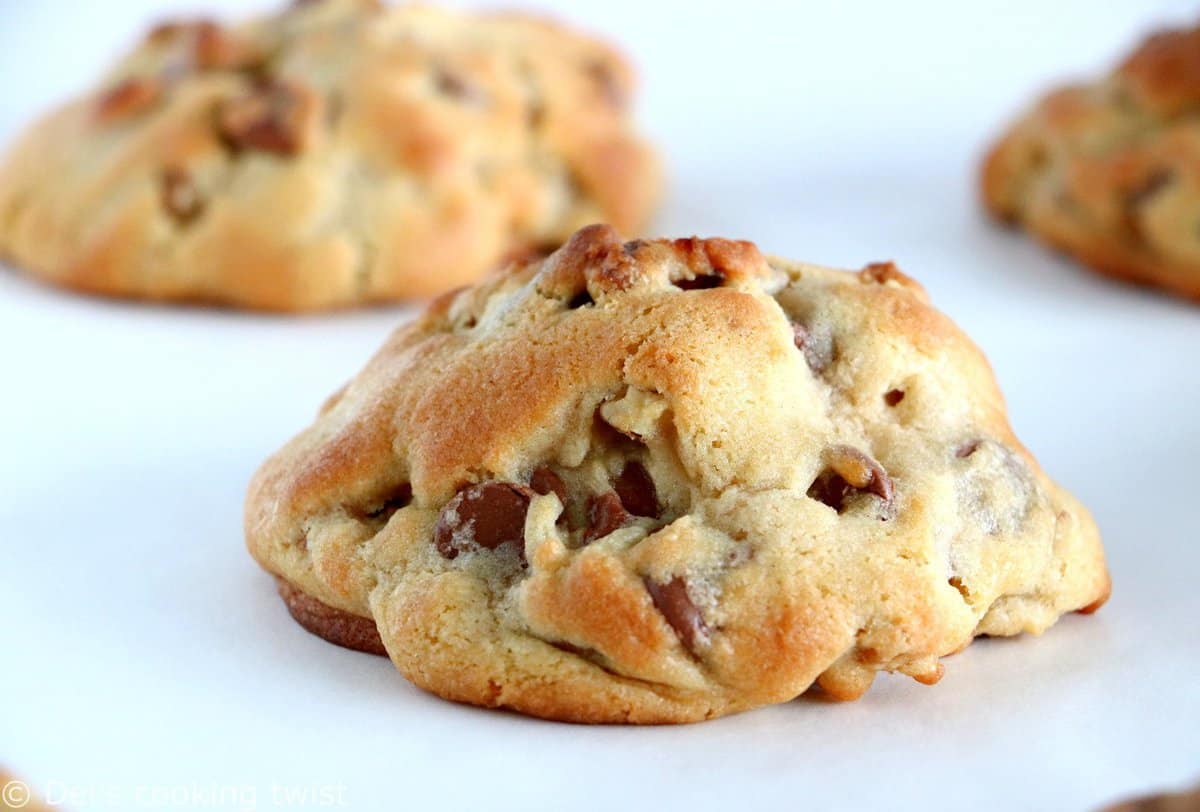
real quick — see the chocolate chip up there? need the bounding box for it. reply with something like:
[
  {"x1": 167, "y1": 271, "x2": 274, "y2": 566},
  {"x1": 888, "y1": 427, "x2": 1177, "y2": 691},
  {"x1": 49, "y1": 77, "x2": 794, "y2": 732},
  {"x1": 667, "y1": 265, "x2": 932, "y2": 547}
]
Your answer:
[
  {"x1": 435, "y1": 69, "x2": 467, "y2": 97},
  {"x1": 790, "y1": 320, "x2": 833, "y2": 373},
  {"x1": 434, "y1": 482, "x2": 531, "y2": 559},
  {"x1": 583, "y1": 491, "x2": 633, "y2": 543},
  {"x1": 674, "y1": 273, "x2": 724, "y2": 290},
  {"x1": 791, "y1": 321, "x2": 809, "y2": 350},
  {"x1": 956, "y1": 439, "x2": 982, "y2": 459},
  {"x1": 807, "y1": 472, "x2": 855, "y2": 513},
  {"x1": 644, "y1": 576, "x2": 708, "y2": 654},
  {"x1": 433, "y1": 68, "x2": 484, "y2": 105},
  {"x1": 587, "y1": 60, "x2": 626, "y2": 107},
  {"x1": 529, "y1": 466, "x2": 567, "y2": 505},
  {"x1": 96, "y1": 78, "x2": 161, "y2": 120},
  {"x1": 808, "y1": 445, "x2": 894, "y2": 515},
  {"x1": 592, "y1": 409, "x2": 641, "y2": 450},
  {"x1": 884, "y1": 389, "x2": 905, "y2": 407},
  {"x1": 567, "y1": 291, "x2": 594, "y2": 309},
  {"x1": 614, "y1": 461, "x2": 659, "y2": 518},
  {"x1": 160, "y1": 167, "x2": 204, "y2": 224},
  {"x1": 365, "y1": 482, "x2": 413, "y2": 519},
  {"x1": 217, "y1": 81, "x2": 309, "y2": 155}
]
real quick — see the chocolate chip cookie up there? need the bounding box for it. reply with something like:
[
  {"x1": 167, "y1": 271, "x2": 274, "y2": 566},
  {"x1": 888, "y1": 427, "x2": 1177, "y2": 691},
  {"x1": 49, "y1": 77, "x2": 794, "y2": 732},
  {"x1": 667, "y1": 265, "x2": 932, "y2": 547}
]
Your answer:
[
  {"x1": 1102, "y1": 784, "x2": 1200, "y2": 812},
  {"x1": 982, "y1": 22, "x2": 1200, "y2": 302},
  {"x1": 0, "y1": 0, "x2": 659, "y2": 311},
  {"x1": 245, "y1": 224, "x2": 1110, "y2": 723}
]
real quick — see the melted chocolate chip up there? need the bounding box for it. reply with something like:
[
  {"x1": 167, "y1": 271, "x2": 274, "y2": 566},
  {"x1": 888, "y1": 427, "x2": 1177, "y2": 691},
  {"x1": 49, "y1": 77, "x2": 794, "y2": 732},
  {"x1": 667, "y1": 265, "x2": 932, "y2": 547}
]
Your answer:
[
  {"x1": 365, "y1": 482, "x2": 413, "y2": 519},
  {"x1": 807, "y1": 446, "x2": 894, "y2": 515},
  {"x1": 791, "y1": 321, "x2": 809, "y2": 350},
  {"x1": 592, "y1": 409, "x2": 642, "y2": 450},
  {"x1": 790, "y1": 320, "x2": 833, "y2": 373},
  {"x1": 807, "y1": 472, "x2": 856, "y2": 513},
  {"x1": 529, "y1": 466, "x2": 568, "y2": 506},
  {"x1": 434, "y1": 482, "x2": 531, "y2": 559},
  {"x1": 160, "y1": 167, "x2": 204, "y2": 224},
  {"x1": 644, "y1": 576, "x2": 708, "y2": 654},
  {"x1": 217, "y1": 81, "x2": 308, "y2": 155},
  {"x1": 674, "y1": 273, "x2": 724, "y2": 290},
  {"x1": 583, "y1": 491, "x2": 633, "y2": 543},
  {"x1": 613, "y1": 461, "x2": 659, "y2": 518},
  {"x1": 884, "y1": 389, "x2": 905, "y2": 407}
]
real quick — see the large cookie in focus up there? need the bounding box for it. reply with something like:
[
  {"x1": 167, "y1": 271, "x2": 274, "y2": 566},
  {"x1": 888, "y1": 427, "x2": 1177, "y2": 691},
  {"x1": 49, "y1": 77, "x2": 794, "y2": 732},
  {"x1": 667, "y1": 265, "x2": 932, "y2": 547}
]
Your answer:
[{"x1": 246, "y1": 224, "x2": 1110, "y2": 723}]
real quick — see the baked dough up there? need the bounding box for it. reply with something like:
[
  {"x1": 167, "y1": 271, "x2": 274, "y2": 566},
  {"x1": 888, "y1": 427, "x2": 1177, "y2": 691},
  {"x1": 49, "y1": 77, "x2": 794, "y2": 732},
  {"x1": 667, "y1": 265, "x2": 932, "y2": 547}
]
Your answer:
[
  {"x1": 246, "y1": 224, "x2": 1110, "y2": 723},
  {"x1": 0, "y1": 0, "x2": 659, "y2": 310},
  {"x1": 983, "y1": 22, "x2": 1200, "y2": 302}
]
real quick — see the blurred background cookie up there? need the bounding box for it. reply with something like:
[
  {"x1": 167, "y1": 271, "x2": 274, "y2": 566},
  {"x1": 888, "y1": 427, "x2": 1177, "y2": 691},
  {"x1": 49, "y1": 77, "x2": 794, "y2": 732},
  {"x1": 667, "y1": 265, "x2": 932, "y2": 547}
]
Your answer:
[
  {"x1": 982, "y1": 21, "x2": 1200, "y2": 303},
  {"x1": 0, "y1": 0, "x2": 660, "y2": 311}
]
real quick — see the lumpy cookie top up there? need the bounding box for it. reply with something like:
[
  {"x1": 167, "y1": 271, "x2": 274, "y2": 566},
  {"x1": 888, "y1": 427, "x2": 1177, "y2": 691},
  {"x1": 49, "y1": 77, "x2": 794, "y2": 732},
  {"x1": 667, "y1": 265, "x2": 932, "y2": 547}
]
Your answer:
[
  {"x1": 981, "y1": 21, "x2": 1200, "y2": 301},
  {"x1": 246, "y1": 224, "x2": 1109, "y2": 723},
  {"x1": 0, "y1": 0, "x2": 659, "y2": 310}
]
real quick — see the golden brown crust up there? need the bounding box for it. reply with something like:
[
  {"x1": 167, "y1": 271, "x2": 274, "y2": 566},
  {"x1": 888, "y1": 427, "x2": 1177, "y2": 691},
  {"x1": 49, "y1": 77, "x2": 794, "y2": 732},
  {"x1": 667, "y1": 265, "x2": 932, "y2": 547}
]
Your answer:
[
  {"x1": 0, "y1": 0, "x2": 659, "y2": 311},
  {"x1": 981, "y1": 21, "x2": 1200, "y2": 302},
  {"x1": 245, "y1": 224, "x2": 1109, "y2": 723}
]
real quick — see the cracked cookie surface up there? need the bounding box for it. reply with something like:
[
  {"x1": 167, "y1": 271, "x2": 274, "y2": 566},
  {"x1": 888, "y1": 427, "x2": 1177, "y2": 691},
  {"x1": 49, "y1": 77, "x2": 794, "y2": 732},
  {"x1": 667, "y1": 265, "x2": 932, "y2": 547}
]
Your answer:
[
  {"x1": 982, "y1": 22, "x2": 1200, "y2": 302},
  {"x1": 245, "y1": 224, "x2": 1110, "y2": 723},
  {"x1": 0, "y1": 0, "x2": 659, "y2": 311}
]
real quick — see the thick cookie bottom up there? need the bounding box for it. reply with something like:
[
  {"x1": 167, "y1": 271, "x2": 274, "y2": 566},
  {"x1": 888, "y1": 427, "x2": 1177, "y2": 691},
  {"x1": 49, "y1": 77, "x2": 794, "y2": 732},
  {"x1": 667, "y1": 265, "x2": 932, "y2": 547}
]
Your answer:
[{"x1": 276, "y1": 577, "x2": 386, "y2": 656}]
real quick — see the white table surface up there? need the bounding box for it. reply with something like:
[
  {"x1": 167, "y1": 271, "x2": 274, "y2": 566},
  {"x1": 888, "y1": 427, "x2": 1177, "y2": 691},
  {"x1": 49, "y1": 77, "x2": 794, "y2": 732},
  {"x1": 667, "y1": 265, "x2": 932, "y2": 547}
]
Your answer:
[{"x1": 1, "y1": 2, "x2": 1198, "y2": 810}]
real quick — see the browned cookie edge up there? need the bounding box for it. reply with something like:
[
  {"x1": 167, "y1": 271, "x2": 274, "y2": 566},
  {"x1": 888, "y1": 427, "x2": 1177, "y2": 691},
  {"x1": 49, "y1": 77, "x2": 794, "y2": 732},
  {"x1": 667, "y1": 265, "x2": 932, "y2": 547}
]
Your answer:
[
  {"x1": 275, "y1": 576, "x2": 387, "y2": 656},
  {"x1": 1101, "y1": 783, "x2": 1200, "y2": 812}
]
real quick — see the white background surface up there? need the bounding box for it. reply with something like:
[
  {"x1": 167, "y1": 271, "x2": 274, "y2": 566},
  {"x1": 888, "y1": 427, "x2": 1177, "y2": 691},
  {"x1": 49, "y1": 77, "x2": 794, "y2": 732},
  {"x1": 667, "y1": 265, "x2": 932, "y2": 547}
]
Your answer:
[{"x1": 1, "y1": 1, "x2": 1198, "y2": 810}]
